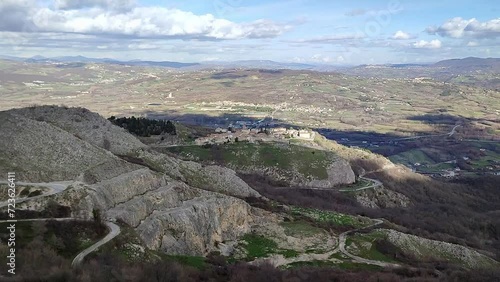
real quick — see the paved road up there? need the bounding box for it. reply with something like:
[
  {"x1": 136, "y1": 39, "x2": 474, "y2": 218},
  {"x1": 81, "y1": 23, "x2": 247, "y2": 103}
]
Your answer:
[
  {"x1": 448, "y1": 125, "x2": 460, "y2": 137},
  {"x1": 71, "y1": 221, "x2": 121, "y2": 268},
  {"x1": 0, "y1": 180, "x2": 74, "y2": 208},
  {"x1": 273, "y1": 176, "x2": 382, "y2": 192},
  {"x1": 337, "y1": 219, "x2": 400, "y2": 268},
  {"x1": 0, "y1": 218, "x2": 74, "y2": 223},
  {"x1": 0, "y1": 180, "x2": 120, "y2": 268},
  {"x1": 0, "y1": 217, "x2": 120, "y2": 268},
  {"x1": 251, "y1": 218, "x2": 401, "y2": 268},
  {"x1": 393, "y1": 125, "x2": 460, "y2": 141},
  {"x1": 338, "y1": 176, "x2": 382, "y2": 192}
]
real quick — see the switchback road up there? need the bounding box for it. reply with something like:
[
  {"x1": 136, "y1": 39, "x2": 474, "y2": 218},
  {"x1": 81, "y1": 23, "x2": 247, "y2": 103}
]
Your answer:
[{"x1": 0, "y1": 180, "x2": 74, "y2": 208}]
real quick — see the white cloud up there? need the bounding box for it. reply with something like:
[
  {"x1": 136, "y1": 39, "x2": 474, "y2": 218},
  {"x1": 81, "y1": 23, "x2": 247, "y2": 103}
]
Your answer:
[
  {"x1": 427, "y1": 17, "x2": 500, "y2": 39},
  {"x1": 465, "y1": 18, "x2": 500, "y2": 38},
  {"x1": 311, "y1": 54, "x2": 332, "y2": 63},
  {"x1": 288, "y1": 34, "x2": 364, "y2": 44},
  {"x1": 391, "y1": 30, "x2": 412, "y2": 40},
  {"x1": 0, "y1": 3, "x2": 291, "y2": 40},
  {"x1": 128, "y1": 43, "x2": 158, "y2": 50},
  {"x1": 466, "y1": 41, "x2": 479, "y2": 47},
  {"x1": 412, "y1": 39, "x2": 442, "y2": 49},
  {"x1": 54, "y1": 0, "x2": 136, "y2": 11}
]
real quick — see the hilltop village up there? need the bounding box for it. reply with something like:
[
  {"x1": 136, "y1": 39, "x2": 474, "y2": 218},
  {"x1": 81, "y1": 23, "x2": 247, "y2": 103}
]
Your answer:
[{"x1": 195, "y1": 125, "x2": 316, "y2": 145}]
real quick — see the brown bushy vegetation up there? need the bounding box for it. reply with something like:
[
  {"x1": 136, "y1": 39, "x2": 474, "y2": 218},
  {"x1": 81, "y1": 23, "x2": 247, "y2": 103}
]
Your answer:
[
  {"x1": 4, "y1": 250, "x2": 500, "y2": 282},
  {"x1": 241, "y1": 171, "x2": 500, "y2": 261},
  {"x1": 0, "y1": 201, "x2": 71, "y2": 220}
]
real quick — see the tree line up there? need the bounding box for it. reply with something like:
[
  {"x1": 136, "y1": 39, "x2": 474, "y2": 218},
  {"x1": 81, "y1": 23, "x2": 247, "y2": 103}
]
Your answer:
[{"x1": 108, "y1": 116, "x2": 176, "y2": 137}]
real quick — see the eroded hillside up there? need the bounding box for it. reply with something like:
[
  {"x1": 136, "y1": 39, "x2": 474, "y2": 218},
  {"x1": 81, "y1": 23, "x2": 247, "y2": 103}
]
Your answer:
[{"x1": 0, "y1": 106, "x2": 498, "y2": 280}]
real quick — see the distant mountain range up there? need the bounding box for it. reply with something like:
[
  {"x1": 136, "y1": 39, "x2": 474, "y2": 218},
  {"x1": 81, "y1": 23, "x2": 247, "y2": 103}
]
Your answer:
[
  {"x1": 0, "y1": 55, "x2": 498, "y2": 73},
  {"x1": 433, "y1": 57, "x2": 500, "y2": 69},
  {"x1": 1, "y1": 55, "x2": 200, "y2": 69},
  {"x1": 0, "y1": 55, "x2": 321, "y2": 70},
  {"x1": 202, "y1": 60, "x2": 317, "y2": 70},
  {"x1": 343, "y1": 57, "x2": 500, "y2": 89}
]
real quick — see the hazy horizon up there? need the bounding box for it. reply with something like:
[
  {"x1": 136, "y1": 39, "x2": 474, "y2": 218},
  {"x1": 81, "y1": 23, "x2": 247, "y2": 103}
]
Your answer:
[{"x1": 1, "y1": 0, "x2": 499, "y2": 65}]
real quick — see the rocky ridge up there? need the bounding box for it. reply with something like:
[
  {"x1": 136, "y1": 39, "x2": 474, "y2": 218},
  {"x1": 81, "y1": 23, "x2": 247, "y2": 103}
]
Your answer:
[
  {"x1": 382, "y1": 228, "x2": 499, "y2": 269},
  {"x1": 1, "y1": 106, "x2": 260, "y2": 255}
]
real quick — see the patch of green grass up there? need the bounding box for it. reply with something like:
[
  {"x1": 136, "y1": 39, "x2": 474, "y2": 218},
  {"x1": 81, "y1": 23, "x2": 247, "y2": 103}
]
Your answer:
[
  {"x1": 290, "y1": 206, "x2": 364, "y2": 227},
  {"x1": 164, "y1": 142, "x2": 337, "y2": 180},
  {"x1": 280, "y1": 249, "x2": 300, "y2": 258},
  {"x1": 347, "y1": 232, "x2": 396, "y2": 263},
  {"x1": 389, "y1": 149, "x2": 435, "y2": 166},
  {"x1": 240, "y1": 233, "x2": 299, "y2": 260},
  {"x1": 280, "y1": 220, "x2": 325, "y2": 237},
  {"x1": 241, "y1": 233, "x2": 279, "y2": 260}
]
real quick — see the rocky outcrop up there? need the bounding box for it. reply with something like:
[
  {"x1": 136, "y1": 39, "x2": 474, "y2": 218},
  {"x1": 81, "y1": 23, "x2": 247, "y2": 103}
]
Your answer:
[
  {"x1": 0, "y1": 111, "x2": 114, "y2": 182},
  {"x1": 81, "y1": 171, "x2": 253, "y2": 256},
  {"x1": 307, "y1": 159, "x2": 356, "y2": 188},
  {"x1": 134, "y1": 149, "x2": 261, "y2": 199},
  {"x1": 233, "y1": 158, "x2": 355, "y2": 189},
  {"x1": 355, "y1": 187, "x2": 411, "y2": 208},
  {"x1": 77, "y1": 158, "x2": 144, "y2": 184},
  {"x1": 9, "y1": 105, "x2": 146, "y2": 155},
  {"x1": 179, "y1": 162, "x2": 262, "y2": 198},
  {"x1": 0, "y1": 105, "x2": 260, "y2": 257},
  {"x1": 135, "y1": 190, "x2": 252, "y2": 255},
  {"x1": 382, "y1": 229, "x2": 499, "y2": 269}
]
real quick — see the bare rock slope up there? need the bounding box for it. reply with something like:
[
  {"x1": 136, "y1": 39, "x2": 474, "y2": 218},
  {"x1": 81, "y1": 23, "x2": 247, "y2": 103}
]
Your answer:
[
  {"x1": 0, "y1": 106, "x2": 259, "y2": 255},
  {"x1": 382, "y1": 229, "x2": 499, "y2": 269},
  {"x1": 0, "y1": 111, "x2": 114, "y2": 182},
  {"x1": 9, "y1": 105, "x2": 146, "y2": 155}
]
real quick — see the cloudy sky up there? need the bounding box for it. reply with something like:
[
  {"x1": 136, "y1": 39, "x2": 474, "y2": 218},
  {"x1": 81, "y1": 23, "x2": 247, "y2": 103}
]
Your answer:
[{"x1": 0, "y1": 0, "x2": 499, "y2": 64}]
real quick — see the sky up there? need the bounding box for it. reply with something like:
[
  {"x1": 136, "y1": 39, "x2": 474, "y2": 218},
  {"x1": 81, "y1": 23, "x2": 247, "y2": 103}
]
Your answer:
[{"x1": 0, "y1": 0, "x2": 499, "y2": 65}]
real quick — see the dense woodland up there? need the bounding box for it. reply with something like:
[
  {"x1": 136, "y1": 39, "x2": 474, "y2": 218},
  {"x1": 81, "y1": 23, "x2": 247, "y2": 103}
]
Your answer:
[{"x1": 108, "y1": 116, "x2": 176, "y2": 137}]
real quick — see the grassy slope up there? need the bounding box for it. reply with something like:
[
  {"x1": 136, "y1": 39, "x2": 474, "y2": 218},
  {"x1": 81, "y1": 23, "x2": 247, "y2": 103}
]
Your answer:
[{"x1": 164, "y1": 142, "x2": 337, "y2": 180}]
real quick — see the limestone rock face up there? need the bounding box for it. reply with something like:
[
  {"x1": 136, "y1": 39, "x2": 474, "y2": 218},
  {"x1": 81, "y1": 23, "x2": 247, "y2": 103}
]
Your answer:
[
  {"x1": 1, "y1": 106, "x2": 258, "y2": 257},
  {"x1": 82, "y1": 171, "x2": 253, "y2": 256},
  {"x1": 307, "y1": 159, "x2": 356, "y2": 188},
  {"x1": 179, "y1": 162, "x2": 262, "y2": 198},
  {"x1": 134, "y1": 191, "x2": 252, "y2": 255},
  {"x1": 134, "y1": 149, "x2": 261, "y2": 199},
  {"x1": 0, "y1": 112, "x2": 113, "y2": 182},
  {"x1": 227, "y1": 156, "x2": 356, "y2": 189},
  {"x1": 9, "y1": 105, "x2": 146, "y2": 155},
  {"x1": 383, "y1": 229, "x2": 499, "y2": 269}
]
